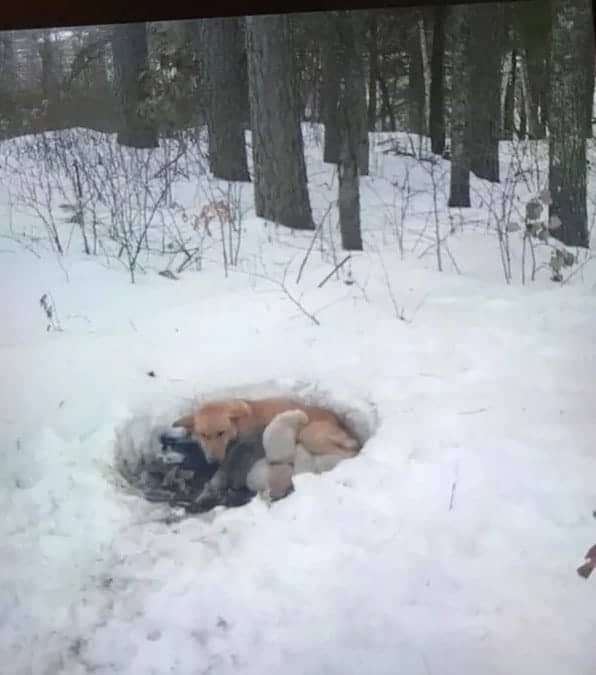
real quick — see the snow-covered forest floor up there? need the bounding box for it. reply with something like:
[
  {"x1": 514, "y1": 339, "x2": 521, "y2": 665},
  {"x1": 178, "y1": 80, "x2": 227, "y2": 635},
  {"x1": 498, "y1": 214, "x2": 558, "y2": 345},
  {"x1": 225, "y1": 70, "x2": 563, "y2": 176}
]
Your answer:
[{"x1": 1, "y1": 127, "x2": 595, "y2": 675}]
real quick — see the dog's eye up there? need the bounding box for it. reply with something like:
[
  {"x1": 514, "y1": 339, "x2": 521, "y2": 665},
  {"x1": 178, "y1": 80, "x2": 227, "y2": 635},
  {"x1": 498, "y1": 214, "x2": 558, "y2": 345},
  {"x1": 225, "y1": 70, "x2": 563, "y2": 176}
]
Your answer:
[{"x1": 216, "y1": 431, "x2": 225, "y2": 438}]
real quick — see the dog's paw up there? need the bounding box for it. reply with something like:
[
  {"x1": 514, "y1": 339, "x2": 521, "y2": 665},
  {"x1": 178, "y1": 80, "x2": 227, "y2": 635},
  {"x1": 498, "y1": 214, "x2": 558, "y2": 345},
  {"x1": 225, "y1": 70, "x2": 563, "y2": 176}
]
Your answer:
[{"x1": 259, "y1": 489, "x2": 273, "y2": 507}]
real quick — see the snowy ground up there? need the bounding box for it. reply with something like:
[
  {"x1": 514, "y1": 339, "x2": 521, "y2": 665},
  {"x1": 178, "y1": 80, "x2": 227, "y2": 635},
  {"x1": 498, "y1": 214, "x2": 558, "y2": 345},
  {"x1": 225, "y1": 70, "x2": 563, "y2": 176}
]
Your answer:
[{"x1": 1, "y1": 127, "x2": 595, "y2": 675}]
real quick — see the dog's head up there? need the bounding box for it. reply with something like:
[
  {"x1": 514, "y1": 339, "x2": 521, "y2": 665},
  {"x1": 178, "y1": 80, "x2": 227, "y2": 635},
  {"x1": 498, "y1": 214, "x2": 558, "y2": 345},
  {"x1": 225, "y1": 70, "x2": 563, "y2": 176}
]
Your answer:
[{"x1": 173, "y1": 399, "x2": 251, "y2": 463}]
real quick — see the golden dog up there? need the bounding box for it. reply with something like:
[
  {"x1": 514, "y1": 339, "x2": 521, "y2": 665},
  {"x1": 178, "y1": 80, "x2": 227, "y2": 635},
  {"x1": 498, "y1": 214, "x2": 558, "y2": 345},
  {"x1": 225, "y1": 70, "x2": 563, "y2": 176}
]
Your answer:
[{"x1": 173, "y1": 396, "x2": 359, "y2": 463}]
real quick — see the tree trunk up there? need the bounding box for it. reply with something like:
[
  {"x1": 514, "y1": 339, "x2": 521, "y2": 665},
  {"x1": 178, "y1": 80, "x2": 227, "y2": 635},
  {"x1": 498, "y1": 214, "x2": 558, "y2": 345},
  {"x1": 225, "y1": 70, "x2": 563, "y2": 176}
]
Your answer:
[
  {"x1": 322, "y1": 12, "x2": 368, "y2": 175},
  {"x1": 201, "y1": 17, "x2": 250, "y2": 182},
  {"x1": 448, "y1": 5, "x2": 472, "y2": 207},
  {"x1": 519, "y1": 49, "x2": 542, "y2": 139},
  {"x1": 321, "y1": 18, "x2": 342, "y2": 164},
  {"x1": 337, "y1": 12, "x2": 365, "y2": 250},
  {"x1": 514, "y1": 0, "x2": 552, "y2": 140},
  {"x1": 417, "y1": 11, "x2": 431, "y2": 133},
  {"x1": 407, "y1": 19, "x2": 426, "y2": 136},
  {"x1": 378, "y1": 67, "x2": 396, "y2": 132},
  {"x1": 429, "y1": 5, "x2": 447, "y2": 155},
  {"x1": 39, "y1": 37, "x2": 55, "y2": 98},
  {"x1": 111, "y1": 23, "x2": 158, "y2": 148},
  {"x1": 584, "y1": 42, "x2": 595, "y2": 137},
  {"x1": 517, "y1": 70, "x2": 527, "y2": 137},
  {"x1": 549, "y1": 0, "x2": 592, "y2": 248},
  {"x1": 0, "y1": 32, "x2": 17, "y2": 130},
  {"x1": 352, "y1": 15, "x2": 369, "y2": 176},
  {"x1": 245, "y1": 15, "x2": 313, "y2": 230},
  {"x1": 367, "y1": 13, "x2": 379, "y2": 132},
  {"x1": 468, "y1": 3, "x2": 501, "y2": 182},
  {"x1": 0, "y1": 32, "x2": 17, "y2": 91},
  {"x1": 503, "y1": 49, "x2": 517, "y2": 139},
  {"x1": 525, "y1": 47, "x2": 548, "y2": 139}
]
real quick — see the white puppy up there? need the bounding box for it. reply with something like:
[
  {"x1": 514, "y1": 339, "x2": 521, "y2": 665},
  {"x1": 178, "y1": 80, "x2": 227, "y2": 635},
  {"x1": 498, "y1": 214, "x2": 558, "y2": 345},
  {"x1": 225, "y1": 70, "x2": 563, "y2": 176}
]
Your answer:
[
  {"x1": 246, "y1": 409, "x2": 308, "y2": 499},
  {"x1": 246, "y1": 409, "x2": 353, "y2": 501}
]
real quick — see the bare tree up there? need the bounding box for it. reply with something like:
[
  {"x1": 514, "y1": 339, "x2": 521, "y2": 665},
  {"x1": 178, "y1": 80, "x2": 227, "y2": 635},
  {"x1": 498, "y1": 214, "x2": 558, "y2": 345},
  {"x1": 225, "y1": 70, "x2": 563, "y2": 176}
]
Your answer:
[
  {"x1": 245, "y1": 14, "x2": 313, "y2": 229},
  {"x1": 514, "y1": 1, "x2": 551, "y2": 140},
  {"x1": 367, "y1": 12, "x2": 379, "y2": 132},
  {"x1": 201, "y1": 17, "x2": 250, "y2": 182},
  {"x1": 321, "y1": 15, "x2": 342, "y2": 164},
  {"x1": 337, "y1": 11, "x2": 366, "y2": 250},
  {"x1": 448, "y1": 5, "x2": 472, "y2": 207},
  {"x1": 406, "y1": 10, "x2": 426, "y2": 136},
  {"x1": 0, "y1": 32, "x2": 17, "y2": 92},
  {"x1": 501, "y1": 9, "x2": 517, "y2": 141},
  {"x1": 111, "y1": 22, "x2": 158, "y2": 148},
  {"x1": 548, "y1": 0, "x2": 593, "y2": 248},
  {"x1": 429, "y1": 5, "x2": 447, "y2": 155},
  {"x1": 468, "y1": 3, "x2": 502, "y2": 182},
  {"x1": 0, "y1": 31, "x2": 17, "y2": 133},
  {"x1": 322, "y1": 11, "x2": 368, "y2": 174},
  {"x1": 38, "y1": 33, "x2": 62, "y2": 119}
]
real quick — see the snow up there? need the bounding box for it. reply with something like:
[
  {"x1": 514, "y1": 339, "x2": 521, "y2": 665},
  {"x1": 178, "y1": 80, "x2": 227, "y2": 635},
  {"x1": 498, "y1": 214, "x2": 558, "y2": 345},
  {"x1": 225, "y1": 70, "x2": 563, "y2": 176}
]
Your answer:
[{"x1": 1, "y1": 127, "x2": 596, "y2": 675}]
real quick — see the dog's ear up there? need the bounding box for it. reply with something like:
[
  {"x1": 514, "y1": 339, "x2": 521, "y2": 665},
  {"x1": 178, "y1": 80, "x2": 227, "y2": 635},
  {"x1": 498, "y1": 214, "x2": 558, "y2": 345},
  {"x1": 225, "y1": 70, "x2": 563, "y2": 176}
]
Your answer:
[
  {"x1": 226, "y1": 399, "x2": 251, "y2": 420},
  {"x1": 172, "y1": 414, "x2": 194, "y2": 431}
]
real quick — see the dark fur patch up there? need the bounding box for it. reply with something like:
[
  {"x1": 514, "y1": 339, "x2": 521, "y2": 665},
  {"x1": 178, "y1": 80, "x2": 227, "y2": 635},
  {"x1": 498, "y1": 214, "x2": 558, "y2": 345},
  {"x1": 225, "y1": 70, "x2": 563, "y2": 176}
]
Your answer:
[{"x1": 187, "y1": 425, "x2": 266, "y2": 513}]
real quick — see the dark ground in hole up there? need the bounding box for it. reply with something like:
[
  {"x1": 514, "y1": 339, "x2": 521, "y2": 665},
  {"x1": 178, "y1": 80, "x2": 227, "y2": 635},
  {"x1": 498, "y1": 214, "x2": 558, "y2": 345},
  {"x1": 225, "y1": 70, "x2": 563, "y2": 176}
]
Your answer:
[{"x1": 131, "y1": 432, "x2": 256, "y2": 512}]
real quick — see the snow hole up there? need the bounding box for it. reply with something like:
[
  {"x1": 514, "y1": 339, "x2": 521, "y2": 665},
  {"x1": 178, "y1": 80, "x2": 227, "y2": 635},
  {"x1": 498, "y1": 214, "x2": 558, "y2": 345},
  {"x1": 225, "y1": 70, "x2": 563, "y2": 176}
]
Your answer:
[{"x1": 113, "y1": 378, "x2": 379, "y2": 512}]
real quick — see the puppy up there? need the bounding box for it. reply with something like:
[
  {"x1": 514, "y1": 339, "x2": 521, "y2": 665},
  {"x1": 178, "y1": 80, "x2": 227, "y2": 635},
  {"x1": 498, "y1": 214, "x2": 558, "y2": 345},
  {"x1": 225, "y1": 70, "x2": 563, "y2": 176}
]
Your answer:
[
  {"x1": 247, "y1": 409, "x2": 356, "y2": 501},
  {"x1": 173, "y1": 396, "x2": 355, "y2": 464},
  {"x1": 188, "y1": 425, "x2": 266, "y2": 513},
  {"x1": 246, "y1": 409, "x2": 309, "y2": 500}
]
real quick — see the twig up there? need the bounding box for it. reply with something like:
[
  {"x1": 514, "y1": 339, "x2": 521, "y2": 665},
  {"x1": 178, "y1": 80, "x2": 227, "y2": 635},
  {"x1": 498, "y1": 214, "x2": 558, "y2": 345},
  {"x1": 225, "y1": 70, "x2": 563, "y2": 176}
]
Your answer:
[
  {"x1": 236, "y1": 265, "x2": 321, "y2": 326},
  {"x1": 295, "y1": 201, "x2": 333, "y2": 284},
  {"x1": 448, "y1": 480, "x2": 457, "y2": 511},
  {"x1": 283, "y1": 288, "x2": 321, "y2": 325},
  {"x1": 317, "y1": 255, "x2": 352, "y2": 289},
  {"x1": 562, "y1": 253, "x2": 596, "y2": 286},
  {"x1": 448, "y1": 462, "x2": 459, "y2": 512}
]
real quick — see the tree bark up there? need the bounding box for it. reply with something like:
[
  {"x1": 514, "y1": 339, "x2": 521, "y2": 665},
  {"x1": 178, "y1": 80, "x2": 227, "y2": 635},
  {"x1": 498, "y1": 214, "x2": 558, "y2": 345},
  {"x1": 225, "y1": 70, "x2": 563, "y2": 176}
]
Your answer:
[
  {"x1": 352, "y1": 15, "x2": 369, "y2": 176},
  {"x1": 0, "y1": 32, "x2": 17, "y2": 91},
  {"x1": 378, "y1": 67, "x2": 396, "y2": 131},
  {"x1": 337, "y1": 12, "x2": 365, "y2": 250},
  {"x1": 502, "y1": 49, "x2": 517, "y2": 140},
  {"x1": 321, "y1": 18, "x2": 342, "y2": 164},
  {"x1": 418, "y1": 10, "x2": 431, "y2": 133},
  {"x1": 367, "y1": 13, "x2": 379, "y2": 132},
  {"x1": 583, "y1": 41, "x2": 595, "y2": 137},
  {"x1": 201, "y1": 17, "x2": 250, "y2": 182},
  {"x1": 429, "y1": 5, "x2": 447, "y2": 155},
  {"x1": 322, "y1": 12, "x2": 368, "y2": 175},
  {"x1": 407, "y1": 17, "x2": 426, "y2": 136},
  {"x1": 468, "y1": 3, "x2": 502, "y2": 182},
  {"x1": 0, "y1": 32, "x2": 17, "y2": 131},
  {"x1": 448, "y1": 5, "x2": 472, "y2": 207},
  {"x1": 525, "y1": 47, "x2": 548, "y2": 139},
  {"x1": 111, "y1": 23, "x2": 158, "y2": 148},
  {"x1": 513, "y1": 1, "x2": 552, "y2": 139},
  {"x1": 245, "y1": 14, "x2": 313, "y2": 230},
  {"x1": 519, "y1": 49, "x2": 542, "y2": 139},
  {"x1": 548, "y1": 0, "x2": 593, "y2": 248}
]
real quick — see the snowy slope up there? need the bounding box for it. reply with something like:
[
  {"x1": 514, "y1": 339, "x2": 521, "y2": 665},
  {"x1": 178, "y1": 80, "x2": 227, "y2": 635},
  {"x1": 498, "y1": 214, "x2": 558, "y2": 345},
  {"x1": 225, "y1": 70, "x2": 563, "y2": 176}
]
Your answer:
[{"x1": 0, "y1": 128, "x2": 595, "y2": 675}]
